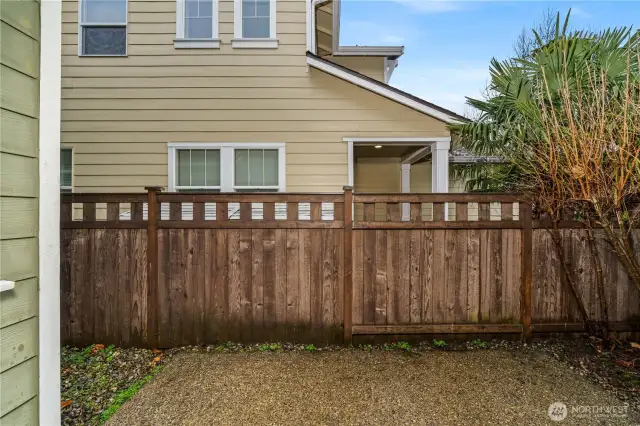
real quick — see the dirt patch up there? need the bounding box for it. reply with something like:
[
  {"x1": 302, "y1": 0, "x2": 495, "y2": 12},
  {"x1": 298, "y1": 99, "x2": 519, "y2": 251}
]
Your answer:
[{"x1": 107, "y1": 347, "x2": 637, "y2": 425}]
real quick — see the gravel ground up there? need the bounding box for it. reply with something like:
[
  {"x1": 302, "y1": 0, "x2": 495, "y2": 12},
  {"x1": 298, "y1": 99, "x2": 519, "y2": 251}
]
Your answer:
[{"x1": 107, "y1": 349, "x2": 638, "y2": 425}]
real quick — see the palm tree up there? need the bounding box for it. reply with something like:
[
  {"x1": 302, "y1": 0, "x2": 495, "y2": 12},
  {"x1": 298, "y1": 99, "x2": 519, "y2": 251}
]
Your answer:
[{"x1": 451, "y1": 10, "x2": 640, "y2": 331}]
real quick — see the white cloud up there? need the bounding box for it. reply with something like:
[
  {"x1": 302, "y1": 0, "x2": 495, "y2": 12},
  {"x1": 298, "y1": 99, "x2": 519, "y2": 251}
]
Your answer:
[
  {"x1": 569, "y1": 6, "x2": 591, "y2": 19},
  {"x1": 390, "y1": 62, "x2": 490, "y2": 116},
  {"x1": 340, "y1": 20, "x2": 422, "y2": 45},
  {"x1": 390, "y1": 0, "x2": 463, "y2": 13}
]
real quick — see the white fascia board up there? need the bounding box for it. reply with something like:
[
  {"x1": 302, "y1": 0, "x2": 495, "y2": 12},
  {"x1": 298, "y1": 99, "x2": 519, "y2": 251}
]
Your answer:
[
  {"x1": 343, "y1": 137, "x2": 451, "y2": 144},
  {"x1": 308, "y1": 56, "x2": 462, "y2": 124},
  {"x1": 332, "y1": 46, "x2": 404, "y2": 58}
]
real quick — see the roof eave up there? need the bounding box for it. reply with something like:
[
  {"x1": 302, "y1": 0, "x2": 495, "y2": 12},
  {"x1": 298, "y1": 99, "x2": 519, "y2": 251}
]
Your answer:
[{"x1": 306, "y1": 52, "x2": 468, "y2": 124}]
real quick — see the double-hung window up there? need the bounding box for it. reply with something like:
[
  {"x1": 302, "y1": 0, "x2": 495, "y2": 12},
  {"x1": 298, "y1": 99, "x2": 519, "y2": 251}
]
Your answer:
[
  {"x1": 169, "y1": 143, "x2": 285, "y2": 192},
  {"x1": 60, "y1": 148, "x2": 73, "y2": 193},
  {"x1": 175, "y1": 0, "x2": 220, "y2": 48},
  {"x1": 79, "y1": 0, "x2": 127, "y2": 56},
  {"x1": 232, "y1": 0, "x2": 277, "y2": 48}
]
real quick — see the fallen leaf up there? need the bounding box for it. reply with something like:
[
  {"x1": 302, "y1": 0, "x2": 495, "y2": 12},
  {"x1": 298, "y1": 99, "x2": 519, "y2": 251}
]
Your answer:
[
  {"x1": 631, "y1": 342, "x2": 640, "y2": 350},
  {"x1": 61, "y1": 400, "x2": 73, "y2": 408},
  {"x1": 153, "y1": 356, "x2": 162, "y2": 363},
  {"x1": 153, "y1": 349, "x2": 162, "y2": 354},
  {"x1": 91, "y1": 344, "x2": 105, "y2": 354},
  {"x1": 616, "y1": 359, "x2": 636, "y2": 369}
]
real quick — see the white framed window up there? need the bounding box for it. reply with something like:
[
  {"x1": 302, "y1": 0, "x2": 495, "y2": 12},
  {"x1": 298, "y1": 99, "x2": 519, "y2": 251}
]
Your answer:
[
  {"x1": 175, "y1": 0, "x2": 220, "y2": 48},
  {"x1": 232, "y1": 0, "x2": 277, "y2": 48},
  {"x1": 168, "y1": 143, "x2": 286, "y2": 192},
  {"x1": 78, "y1": 0, "x2": 127, "y2": 56},
  {"x1": 60, "y1": 148, "x2": 73, "y2": 193},
  {"x1": 175, "y1": 149, "x2": 221, "y2": 191}
]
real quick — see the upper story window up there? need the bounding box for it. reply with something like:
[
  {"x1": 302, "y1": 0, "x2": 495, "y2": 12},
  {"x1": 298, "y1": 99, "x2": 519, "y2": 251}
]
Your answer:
[
  {"x1": 60, "y1": 148, "x2": 73, "y2": 193},
  {"x1": 79, "y1": 0, "x2": 127, "y2": 56},
  {"x1": 232, "y1": 0, "x2": 277, "y2": 48},
  {"x1": 175, "y1": 0, "x2": 220, "y2": 48}
]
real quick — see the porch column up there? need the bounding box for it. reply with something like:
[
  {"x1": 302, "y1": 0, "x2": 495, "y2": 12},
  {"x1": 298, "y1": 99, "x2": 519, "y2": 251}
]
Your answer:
[
  {"x1": 401, "y1": 164, "x2": 411, "y2": 221},
  {"x1": 431, "y1": 140, "x2": 450, "y2": 218}
]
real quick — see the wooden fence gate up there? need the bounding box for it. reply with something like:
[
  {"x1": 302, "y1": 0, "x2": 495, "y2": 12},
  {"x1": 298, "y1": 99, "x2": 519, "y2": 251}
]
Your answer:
[{"x1": 60, "y1": 189, "x2": 640, "y2": 348}]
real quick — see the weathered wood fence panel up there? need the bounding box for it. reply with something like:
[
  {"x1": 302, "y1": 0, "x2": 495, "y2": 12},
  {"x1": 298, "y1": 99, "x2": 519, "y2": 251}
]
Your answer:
[
  {"x1": 352, "y1": 229, "x2": 522, "y2": 326},
  {"x1": 532, "y1": 229, "x2": 640, "y2": 328},
  {"x1": 154, "y1": 228, "x2": 343, "y2": 346},
  {"x1": 61, "y1": 229, "x2": 147, "y2": 347},
  {"x1": 60, "y1": 190, "x2": 640, "y2": 347}
]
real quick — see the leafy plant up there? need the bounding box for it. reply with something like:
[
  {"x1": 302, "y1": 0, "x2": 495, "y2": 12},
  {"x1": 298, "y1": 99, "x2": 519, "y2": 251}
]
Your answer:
[
  {"x1": 99, "y1": 366, "x2": 163, "y2": 422},
  {"x1": 305, "y1": 344, "x2": 317, "y2": 352},
  {"x1": 432, "y1": 339, "x2": 447, "y2": 349},
  {"x1": 258, "y1": 343, "x2": 282, "y2": 352},
  {"x1": 383, "y1": 341, "x2": 412, "y2": 351},
  {"x1": 471, "y1": 339, "x2": 488, "y2": 349}
]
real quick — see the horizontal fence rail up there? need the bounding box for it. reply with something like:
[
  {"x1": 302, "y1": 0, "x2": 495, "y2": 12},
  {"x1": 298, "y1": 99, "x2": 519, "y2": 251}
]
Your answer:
[{"x1": 60, "y1": 188, "x2": 640, "y2": 347}]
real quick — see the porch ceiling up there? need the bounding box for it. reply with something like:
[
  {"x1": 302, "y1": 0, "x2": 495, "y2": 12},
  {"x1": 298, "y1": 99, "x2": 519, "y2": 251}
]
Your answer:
[{"x1": 354, "y1": 145, "x2": 425, "y2": 158}]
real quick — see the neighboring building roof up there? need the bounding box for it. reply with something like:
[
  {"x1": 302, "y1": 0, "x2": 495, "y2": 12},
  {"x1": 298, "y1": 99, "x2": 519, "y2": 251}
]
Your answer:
[{"x1": 306, "y1": 52, "x2": 469, "y2": 124}]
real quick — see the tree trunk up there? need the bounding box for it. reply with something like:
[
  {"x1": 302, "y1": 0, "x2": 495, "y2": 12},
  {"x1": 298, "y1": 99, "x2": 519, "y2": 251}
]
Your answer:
[
  {"x1": 547, "y1": 224, "x2": 593, "y2": 330},
  {"x1": 585, "y1": 225, "x2": 609, "y2": 338}
]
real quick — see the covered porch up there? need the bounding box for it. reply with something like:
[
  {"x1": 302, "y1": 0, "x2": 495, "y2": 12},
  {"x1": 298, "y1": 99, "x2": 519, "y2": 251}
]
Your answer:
[{"x1": 346, "y1": 137, "x2": 459, "y2": 221}]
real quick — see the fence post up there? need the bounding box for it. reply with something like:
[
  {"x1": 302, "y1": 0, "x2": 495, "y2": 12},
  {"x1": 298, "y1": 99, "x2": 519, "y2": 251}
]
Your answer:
[
  {"x1": 343, "y1": 186, "x2": 354, "y2": 343},
  {"x1": 145, "y1": 186, "x2": 162, "y2": 348},
  {"x1": 521, "y1": 201, "x2": 533, "y2": 341}
]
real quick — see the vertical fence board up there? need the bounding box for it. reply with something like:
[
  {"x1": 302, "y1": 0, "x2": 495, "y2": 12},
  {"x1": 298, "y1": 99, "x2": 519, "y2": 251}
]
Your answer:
[
  {"x1": 422, "y1": 230, "x2": 434, "y2": 324},
  {"x1": 374, "y1": 230, "x2": 388, "y2": 324},
  {"x1": 299, "y1": 229, "x2": 312, "y2": 333},
  {"x1": 431, "y1": 230, "x2": 446, "y2": 323},
  {"x1": 409, "y1": 230, "x2": 422, "y2": 324},
  {"x1": 467, "y1": 230, "x2": 481, "y2": 322},
  {"x1": 286, "y1": 229, "x2": 300, "y2": 333},
  {"x1": 239, "y1": 230, "x2": 253, "y2": 341},
  {"x1": 386, "y1": 230, "x2": 399, "y2": 325},
  {"x1": 203, "y1": 230, "x2": 217, "y2": 343},
  {"x1": 275, "y1": 230, "x2": 288, "y2": 341},
  {"x1": 398, "y1": 231, "x2": 411, "y2": 324},
  {"x1": 352, "y1": 231, "x2": 364, "y2": 326},
  {"x1": 214, "y1": 230, "x2": 229, "y2": 342},
  {"x1": 228, "y1": 230, "x2": 243, "y2": 340},
  {"x1": 263, "y1": 229, "x2": 276, "y2": 340},
  {"x1": 251, "y1": 229, "x2": 265, "y2": 340}
]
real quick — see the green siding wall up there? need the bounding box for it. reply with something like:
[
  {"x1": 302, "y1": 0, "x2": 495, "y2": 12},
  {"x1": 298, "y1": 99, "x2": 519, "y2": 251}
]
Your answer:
[{"x1": 0, "y1": 1, "x2": 40, "y2": 424}]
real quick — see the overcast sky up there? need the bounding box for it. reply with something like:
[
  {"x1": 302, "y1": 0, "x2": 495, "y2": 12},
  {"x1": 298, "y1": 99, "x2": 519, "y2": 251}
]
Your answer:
[{"x1": 339, "y1": 0, "x2": 640, "y2": 115}]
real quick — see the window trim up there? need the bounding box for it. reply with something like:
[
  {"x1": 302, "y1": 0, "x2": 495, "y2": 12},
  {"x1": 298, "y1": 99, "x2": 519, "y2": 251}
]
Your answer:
[
  {"x1": 175, "y1": 0, "x2": 220, "y2": 49},
  {"x1": 60, "y1": 147, "x2": 74, "y2": 193},
  {"x1": 232, "y1": 0, "x2": 278, "y2": 48},
  {"x1": 168, "y1": 142, "x2": 286, "y2": 192},
  {"x1": 77, "y1": 0, "x2": 128, "y2": 57}
]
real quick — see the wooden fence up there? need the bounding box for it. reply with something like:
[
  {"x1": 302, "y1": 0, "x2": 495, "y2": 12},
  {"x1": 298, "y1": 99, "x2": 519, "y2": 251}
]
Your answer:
[{"x1": 60, "y1": 188, "x2": 640, "y2": 347}]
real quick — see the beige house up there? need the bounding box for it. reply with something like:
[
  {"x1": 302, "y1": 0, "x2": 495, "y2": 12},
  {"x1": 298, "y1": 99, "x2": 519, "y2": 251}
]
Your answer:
[{"x1": 60, "y1": 0, "x2": 467, "y2": 202}]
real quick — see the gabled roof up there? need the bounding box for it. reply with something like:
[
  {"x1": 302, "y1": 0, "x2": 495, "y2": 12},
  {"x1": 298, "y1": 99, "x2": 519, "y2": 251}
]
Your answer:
[{"x1": 306, "y1": 52, "x2": 469, "y2": 124}]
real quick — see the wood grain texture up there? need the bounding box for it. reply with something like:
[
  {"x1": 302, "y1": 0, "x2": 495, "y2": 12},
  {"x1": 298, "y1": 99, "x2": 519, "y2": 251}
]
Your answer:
[{"x1": 59, "y1": 194, "x2": 640, "y2": 347}]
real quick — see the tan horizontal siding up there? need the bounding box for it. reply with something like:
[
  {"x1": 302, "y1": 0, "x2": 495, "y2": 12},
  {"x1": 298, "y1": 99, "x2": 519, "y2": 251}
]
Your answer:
[
  {"x1": 62, "y1": 0, "x2": 451, "y2": 193},
  {"x1": 61, "y1": 108, "x2": 436, "y2": 121},
  {"x1": 327, "y1": 57, "x2": 385, "y2": 82}
]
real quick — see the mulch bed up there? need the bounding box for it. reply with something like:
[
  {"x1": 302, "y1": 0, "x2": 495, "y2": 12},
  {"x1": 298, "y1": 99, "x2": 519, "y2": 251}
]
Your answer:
[
  {"x1": 61, "y1": 345, "x2": 166, "y2": 425},
  {"x1": 530, "y1": 336, "x2": 640, "y2": 411},
  {"x1": 61, "y1": 337, "x2": 640, "y2": 424}
]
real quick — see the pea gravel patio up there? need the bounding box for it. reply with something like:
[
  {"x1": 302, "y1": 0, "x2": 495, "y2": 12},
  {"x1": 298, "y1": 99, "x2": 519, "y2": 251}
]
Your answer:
[{"x1": 107, "y1": 349, "x2": 638, "y2": 425}]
